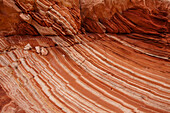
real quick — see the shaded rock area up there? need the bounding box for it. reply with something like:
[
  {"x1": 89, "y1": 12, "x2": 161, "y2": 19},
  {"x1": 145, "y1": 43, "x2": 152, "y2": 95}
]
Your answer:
[{"x1": 0, "y1": 0, "x2": 170, "y2": 113}]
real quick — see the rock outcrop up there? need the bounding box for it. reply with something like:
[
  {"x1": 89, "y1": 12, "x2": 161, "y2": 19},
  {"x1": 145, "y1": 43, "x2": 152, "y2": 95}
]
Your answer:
[{"x1": 0, "y1": 0, "x2": 170, "y2": 113}]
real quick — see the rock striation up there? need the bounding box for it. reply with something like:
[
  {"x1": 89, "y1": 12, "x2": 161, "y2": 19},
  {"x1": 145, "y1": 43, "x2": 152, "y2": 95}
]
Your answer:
[{"x1": 0, "y1": 0, "x2": 170, "y2": 113}]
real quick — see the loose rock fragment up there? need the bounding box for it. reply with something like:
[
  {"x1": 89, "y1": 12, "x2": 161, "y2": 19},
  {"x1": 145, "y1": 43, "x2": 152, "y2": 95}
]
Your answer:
[
  {"x1": 35, "y1": 46, "x2": 41, "y2": 54},
  {"x1": 24, "y1": 43, "x2": 32, "y2": 50},
  {"x1": 40, "y1": 47, "x2": 48, "y2": 56},
  {"x1": 35, "y1": 46, "x2": 48, "y2": 56}
]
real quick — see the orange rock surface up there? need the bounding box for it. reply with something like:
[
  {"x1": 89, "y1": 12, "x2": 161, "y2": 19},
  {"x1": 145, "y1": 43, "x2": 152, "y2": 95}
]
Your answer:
[{"x1": 0, "y1": 0, "x2": 170, "y2": 113}]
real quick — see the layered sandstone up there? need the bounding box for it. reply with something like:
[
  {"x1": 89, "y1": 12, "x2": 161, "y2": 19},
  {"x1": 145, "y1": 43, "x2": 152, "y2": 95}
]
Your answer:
[{"x1": 0, "y1": 0, "x2": 170, "y2": 113}]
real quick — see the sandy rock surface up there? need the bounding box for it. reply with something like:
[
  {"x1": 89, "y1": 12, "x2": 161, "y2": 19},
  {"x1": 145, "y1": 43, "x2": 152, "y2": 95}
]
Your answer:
[{"x1": 0, "y1": 0, "x2": 170, "y2": 112}]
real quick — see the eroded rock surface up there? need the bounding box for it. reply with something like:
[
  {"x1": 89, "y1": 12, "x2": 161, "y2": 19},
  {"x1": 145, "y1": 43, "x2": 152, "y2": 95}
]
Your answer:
[{"x1": 0, "y1": 0, "x2": 170, "y2": 113}]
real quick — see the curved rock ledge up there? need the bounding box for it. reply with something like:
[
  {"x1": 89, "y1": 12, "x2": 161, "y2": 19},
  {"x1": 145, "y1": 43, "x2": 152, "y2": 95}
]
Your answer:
[{"x1": 0, "y1": 0, "x2": 170, "y2": 113}]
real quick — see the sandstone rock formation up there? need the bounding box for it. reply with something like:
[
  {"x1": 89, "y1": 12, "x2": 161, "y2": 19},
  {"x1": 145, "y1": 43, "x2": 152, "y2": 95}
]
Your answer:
[{"x1": 0, "y1": 0, "x2": 170, "y2": 113}]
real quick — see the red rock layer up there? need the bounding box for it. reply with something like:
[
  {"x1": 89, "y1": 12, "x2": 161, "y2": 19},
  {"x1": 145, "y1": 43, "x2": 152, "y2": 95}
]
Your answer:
[
  {"x1": 82, "y1": 0, "x2": 170, "y2": 35},
  {"x1": 0, "y1": 34, "x2": 170, "y2": 112},
  {"x1": 0, "y1": 0, "x2": 170, "y2": 113},
  {"x1": 0, "y1": 0, "x2": 81, "y2": 36},
  {"x1": 0, "y1": 85, "x2": 25, "y2": 113}
]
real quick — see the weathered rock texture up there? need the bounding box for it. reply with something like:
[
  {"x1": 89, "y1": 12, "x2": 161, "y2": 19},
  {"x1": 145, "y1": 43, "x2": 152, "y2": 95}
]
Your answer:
[{"x1": 0, "y1": 0, "x2": 170, "y2": 113}]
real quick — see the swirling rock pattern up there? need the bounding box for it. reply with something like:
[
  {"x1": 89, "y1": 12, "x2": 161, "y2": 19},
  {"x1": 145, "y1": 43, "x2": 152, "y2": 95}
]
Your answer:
[{"x1": 0, "y1": 0, "x2": 170, "y2": 113}]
